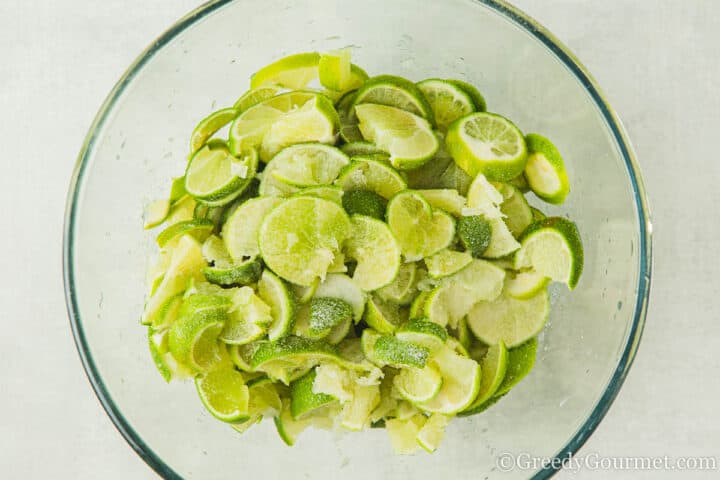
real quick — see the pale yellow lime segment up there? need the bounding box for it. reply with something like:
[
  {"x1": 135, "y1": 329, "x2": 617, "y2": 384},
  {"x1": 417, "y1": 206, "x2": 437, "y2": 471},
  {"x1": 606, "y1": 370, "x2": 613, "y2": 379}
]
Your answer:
[
  {"x1": 258, "y1": 197, "x2": 351, "y2": 286},
  {"x1": 344, "y1": 215, "x2": 401, "y2": 291},
  {"x1": 195, "y1": 368, "x2": 250, "y2": 423},
  {"x1": 222, "y1": 197, "x2": 283, "y2": 262},
  {"x1": 355, "y1": 103, "x2": 439, "y2": 170}
]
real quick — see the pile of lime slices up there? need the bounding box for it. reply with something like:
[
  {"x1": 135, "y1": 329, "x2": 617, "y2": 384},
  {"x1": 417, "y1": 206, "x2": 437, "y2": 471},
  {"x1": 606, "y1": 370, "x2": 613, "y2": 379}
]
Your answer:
[{"x1": 142, "y1": 49, "x2": 583, "y2": 455}]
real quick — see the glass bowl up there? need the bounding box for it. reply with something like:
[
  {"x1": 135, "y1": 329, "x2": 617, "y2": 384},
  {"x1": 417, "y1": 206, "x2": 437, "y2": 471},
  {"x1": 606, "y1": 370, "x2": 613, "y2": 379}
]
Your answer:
[{"x1": 63, "y1": 0, "x2": 652, "y2": 478}]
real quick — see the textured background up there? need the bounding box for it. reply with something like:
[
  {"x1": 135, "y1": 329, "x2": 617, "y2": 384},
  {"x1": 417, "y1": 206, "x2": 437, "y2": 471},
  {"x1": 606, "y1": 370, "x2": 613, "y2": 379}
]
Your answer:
[{"x1": 1, "y1": 0, "x2": 717, "y2": 478}]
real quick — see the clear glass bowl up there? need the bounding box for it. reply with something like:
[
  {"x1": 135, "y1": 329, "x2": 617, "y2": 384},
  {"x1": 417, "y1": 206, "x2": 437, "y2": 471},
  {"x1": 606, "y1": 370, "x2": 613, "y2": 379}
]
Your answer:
[{"x1": 63, "y1": 0, "x2": 652, "y2": 478}]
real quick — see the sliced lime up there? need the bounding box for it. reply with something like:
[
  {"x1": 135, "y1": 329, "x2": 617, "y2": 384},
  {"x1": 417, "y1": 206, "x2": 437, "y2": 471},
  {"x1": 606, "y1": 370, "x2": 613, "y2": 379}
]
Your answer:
[
  {"x1": 144, "y1": 199, "x2": 171, "y2": 229},
  {"x1": 195, "y1": 367, "x2": 249, "y2": 423},
  {"x1": 313, "y1": 273, "x2": 366, "y2": 321},
  {"x1": 395, "y1": 364, "x2": 443, "y2": 404},
  {"x1": 232, "y1": 85, "x2": 283, "y2": 113},
  {"x1": 460, "y1": 341, "x2": 508, "y2": 415},
  {"x1": 258, "y1": 270, "x2": 295, "y2": 341},
  {"x1": 363, "y1": 295, "x2": 408, "y2": 334},
  {"x1": 189, "y1": 107, "x2": 237, "y2": 154},
  {"x1": 416, "y1": 189, "x2": 466, "y2": 216},
  {"x1": 340, "y1": 383, "x2": 381, "y2": 431},
  {"x1": 396, "y1": 318, "x2": 448, "y2": 351},
  {"x1": 372, "y1": 335, "x2": 429, "y2": 369},
  {"x1": 250, "y1": 52, "x2": 321, "y2": 89},
  {"x1": 353, "y1": 74, "x2": 434, "y2": 123},
  {"x1": 386, "y1": 414, "x2": 426, "y2": 455},
  {"x1": 355, "y1": 103, "x2": 439, "y2": 170},
  {"x1": 446, "y1": 79, "x2": 486, "y2": 111},
  {"x1": 308, "y1": 297, "x2": 353, "y2": 338},
  {"x1": 156, "y1": 219, "x2": 214, "y2": 249},
  {"x1": 293, "y1": 185, "x2": 344, "y2": 206},
  {"x1": 409, "y1": 290, "x2": 431, "y2": 319},
  {"x1": 335, "y1": 156, "x2": 407, "y2": 199},
  {"x1": 268, "y1": 143, "x2": 349, "y2": 187},
  {"x1": 495, "y1": 338, "x2": 537, "y2": 396},
  {"x1": 220, "y1": 287, "x2": 272, "y2": 345},
  {"x1": 290, "y1": 368, "x2": 337, "y2": 419},
  {"x1": 424, "y1": 249, "x2": 473, "y2": 279},
  {"x1": 185, "y1": 146, "x2": 257, "y2": 204},
  {"x1": 336, "y1": 90, "x2": 363, "y2": 143},
  {"x1": 417, "y1": 78, "x2": 475, "y2": 132},
  {"x1": 417, "y1": 345, "x2": 481, "y2": 414},
  {"x1": 514, "y1": 217, "x2": 584, "y2": 289},
  {"x1": 531, "y1": 206, "x2": 546, "y2": 221},
  {"x1": 496, "y1": 182, "x2": 533, "y2": 237},
  {"x1": 416, "y1": 413, "x2": 451, "y2": 453},
  {"x1": 376, "y1": 262, "x2": 418, "y2": 305},
  {"x1": 505, "y1": 270, "x2": 550, "y2": 300},
  {"x1": 466, "y1": 288, "x2": 549, "y2": 348},
  {"x1": 222, "y1": 197, "x2": 283, "y2": 261},
  {"x1": 446, "y1": 112, "x2": 528, "y2": 181},
  {"x1": 341, "y1": 189, "x2": 386, "y2": 220},
  {"x1": 457, "y1": 215, "x2": 492, "y2": 257},
  {"x1": 340, "y1": 141, "x2": 386, "y2": 157},
  {"x1": 344, "y1": 215, "x2": 401, "y2": 291},
  {"x1": 524, "y1": 133, "x2": 570, "y2": 204},
  {"x1": 318, "y1": 48, "x2": 352, "y2": 91},
  {"x1": 203, "y1": 257, "x2": 262, "y2": 287}
]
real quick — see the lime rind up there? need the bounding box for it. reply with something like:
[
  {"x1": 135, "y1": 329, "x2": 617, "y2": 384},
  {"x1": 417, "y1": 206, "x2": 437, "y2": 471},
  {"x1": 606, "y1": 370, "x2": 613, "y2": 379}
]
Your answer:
[
  {"x1": 195, "y1": 368, "x2": 250, "y2": 422},
  {"x1": 189, "y1": 107, "x2": 238, "y2": 154},
  {"x1": 268, "y1": 143, "x2": 349, "y2": 188},
  {"x1": 417, "y1": 78, "x2": 475, "y2": 132},
  {"x1": 446, "y1": 79, "x2": 486, "y2": 112},
  {"x1": 524, "y1": 133, "x2": 570, "y2": 204},
  {"x1": 460, "y1": 341, "x2": 508, "y2": 415},
  {"x1": 353, "y1": 74, "x2": 435, "y2": 123}
]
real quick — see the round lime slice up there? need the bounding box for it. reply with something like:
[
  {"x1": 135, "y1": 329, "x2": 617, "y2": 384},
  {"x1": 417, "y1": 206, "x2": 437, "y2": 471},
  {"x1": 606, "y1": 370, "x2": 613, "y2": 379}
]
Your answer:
[
  {"x1": 446, "y1": 112, "x2": 528, "y2": 181},
  {"x1": 268, "y1": 143, "x2": 349, "y2": 187},
  {"x1": 466, "y1": 288, "x2": 549, "y2": 348},
  {"x1": 344, "y1": 215, "x2": 401, "y2": 291},
  {"x1": 355, "y1": 103, "x2": 439, "y2": 170},
  {"x1": 524, "y1": 133, "x2": 570, "y2": 204},
  {"x1": 195, "y1": 368, "x2": 250, "y2": 422},
  {"x1": 417, "y1": 78, "x2": 475, "y2": 132},
  {"x1": 353, "y1": 74, "x2": 434, "y2": 123},
  {"x1": 222, "y1": 197, "x2": 283, "y2": 261},
  {"x1": 446, "y1": 79, "x2": 486, "y2": 112},
  {"x1": 394, "y1": 364, "x2": 443, "y2": 403},
  {"x1": 259, "y1": 197, "x2": 351, "y2": 286},
  {"x1": 184, "y1": 145, "x2": 257, "y2": 203},
  {"x1": 514, "y1": 217, "x2": 584, "y2": 289}
]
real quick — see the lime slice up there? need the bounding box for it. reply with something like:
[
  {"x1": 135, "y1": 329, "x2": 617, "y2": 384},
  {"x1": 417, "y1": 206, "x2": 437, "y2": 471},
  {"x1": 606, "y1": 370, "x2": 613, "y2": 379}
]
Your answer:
[
  {"x1": 524, "y1": 133, "x2": 570, "y2": 204},
  {"x1": 220, "y1": 287, "x2": 272, "y2": 345},
  {"x1": 424, "y1": 259, "x2": 505, "y2": 329},
  {"x1": 165, "y1": 195, "x2": 196, "y2": 225},
  {"x1": 386, "y1": 191, "x2": 455, "y2": 261},
  {"x1": 144, "y1": 199, "x2": 171, "y2": 229},
  {"x1": 446, "y1": 112, "x2": 528, "y2": 181},
  {"x1": 341, "y1": 189, "x2": 386, "y2": 220},
  {"x1": 142, "y1": 236, "x2": 206, "y2": 325},
  {"x1": 251, "y1": 335, "x2": 339, "y2": 380},
  {"x1": 259, "y1": 96, "x2": 339, "y2": 162},
  {"x1": 341, "y1": 141, "x2": 386, "y2": 157},
  {"x1": 372, "y1": 335, "x2": 429, "y2": 369},
  {"x1": 495, "y1": 338, "x2": 537, "y2": 396},
  {"x1": 293, "y1": 185, "x2": 344, "y2": 206},
  {"x1": 336, "y1": 90, "x2": 363, "y2": 143},
  {"x1": 259, "y1": 197, "x2": 351, "y2": 286},
  {"x1": 258, "y1": 157, "x2": 301, "y2": 197},
  {"x1": 258, "y1": 270, "x2": 295, "y2": 341},
  {"x1": 273, "y1": 398, "x2": 336, "y2": 446},
  {"x1": 450, "y1": 316, "x2": 472, "y2": 351},
  {"x1": 222, "y1": 197, "x2": 283, "y2": 261},
  {"x1": 228, "y1": 91, "x2": 337, "y2": 160},
  {"x1": 312, "y1": 362, "x2": 354, "y2": 402},
  {"x1": 168, "y1": 294, "x2": 231, "y2": 373},
  {"x1": 290, "y1": 368, "x2": 337, "y2": 419},
  {"x1": 345, "y1": 215, "x2": 401, "y2": 291},
  {"x1": 313, "y1": 273, "x2": 366, "y2": 321},
  {"x1": 169, "y1": 176, "x2": 189, "y2": 204},
  {"x1": 508, "y1": 172, "x2": 530, "y2": 193},
  {"x1": 460, "y1": 341, "x2": 508, "y2": 415},
  {"x1": 409, "y1": 290, "x2": 431, "y2": 319},
  {"x1": 340, "y1": 383, "x2": 381, "y2": 431},
  {"x1": 355, "y1": 104, "x2": 439, "y2": 170},
  {"x1": 335, "y1": 156, "x2": 407, "y2": 199},
  {"x1": 195, "y1": 368, "x2": 250, "y2": 423},
  {"x1": 201, "y1": 235, "x2": 232, "y2": 268},
  {"x1": 405, "y1": 139, "x2": 472, "y2": 195},
  {"x1": 466, "y1": 288, "x2": 549, "y2": 348},
  {"x1": 496, "y1": 182, "x2": 533, "y2": 237},
  {"x1": 322, "y1": 64, "x2": 369, "y2": 101},
  {"x1": 308, "y1": 297, "x2": 353, "y2": 338},
  {"x1": 394, "y1": 364, "x2": 443, "y2": 404},
  {"x1": 465, "y1": 172, "x2": 504, "y2": 219},
  {"x1": 353, "y1": 75, "x2": 434, "y2": 123},
  {"x1": 324, "y1": 316, "x2": 352, "y2": 345},
  {"x1": 484, "y1": 218, "x2": 522, "y2": 258},
  {"x1": 189, "y1": 107, "x2": 237, "y2": 154},
  {"x1": 425, "y1": 249, "x2": 473, "y2": 279},
  {"x1": 232, "y1": 377, "x2": 282, "y2": 433},
  {"x1": 268, "y1": 143, "x2": 349, "y2": 187},
  {"x1": 514, "y1": 217, "x2": 584, "y2": 289},
  {"x1": 396, "y1": 318, "x2": 448, "y2": 351},
  {"x1": 363, "y1": 295, "x2": 408, "y2": 334},
  {"x1": 416, "y1": 413, "x2": 451, "y2": 453},
  {"x1": 417, "y1": 79, "x2": 475, "y2": 132},
  {"x1": 156, "y1": 219, "x2": 214, "y2": 249},
  {"x1": 148, "y1": 327, "x2": 189, "y2": 382},
  {"x1": 531, "y1": 206, "x2": 546, "y2": 221},
  {"x1": 376, "y1": 262, "x2": 418, "y2": 305},
  {"x1": 319, "y1": 48, "x2": 352, "y2": 91},
  {"x1": 386, "y1": 414, "x2": 426, "y2": 455},
  {"x1": 203, "y1": 257, "x2": 262, "y2": 287},
  {"x1": 446, "y1": 79, "x2": 486, "y2": 112},
  {"x1": 151, "y1": 294, "x2": 184, "y2": 330},
  {"x1": 457, "y1": 216, "x2": 492, "y2": 257},
  {"x1": 185, "y1": 146, "x2": 257, "y2": 203},
  {"x1": 228, "y1": 342, "x2": 262, "y2": 372},
  {"x1": 416, "y1": 189, "x2": 466, "y2": 216},
  {"x1": 232, "y1": 85, "x2": 283, "y2": 112},
  {"x1": 417, "y1": 345, "x2": 481, "y2": 414},
  {"x1": 250, "y1": 52, "x2": 321, "y2": 89},
  {"x1": 370, "y1": 370, "x2": 400, "y2": 423},
  {"x1": 505, "y1": 270, "x2": 550, "y2": 300}
]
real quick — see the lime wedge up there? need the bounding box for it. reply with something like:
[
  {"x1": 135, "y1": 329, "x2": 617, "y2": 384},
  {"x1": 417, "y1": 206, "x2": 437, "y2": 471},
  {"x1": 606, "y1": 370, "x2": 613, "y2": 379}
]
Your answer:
[
  {"x1": 460, "y1": 341, "x2": 508, "y2": 415},
  {"x1": 259, "y1": 197, "x2": 351, "y2": 286},
  {"x1": 308, "y1": 297, "x2": 354, "y2": 338},
  {"x1": 363, "y1": 295, "x2": 408, "y2": 334},
  {"x1": 531, "y1": 206, "x2": 546, "y2": 221},
  {"x1": 514, "y1": 217, "x2": 584, "y2": 289},
  {"x1": 203, "y1": 257, "x2": 262, "y2": 287},
  {"x1": 495, "y1": 338, "x2": 537, "y2": 396},
  {"x1": 195, "y1": 368, "x2": 250, "y2": 422},
  {"x1": 396, "y1": 318, "x2": 448, "y2": 351},
  {"x1": 355, "y1": 103, "x2": 439, "y2": 170},
  {"x1": 376, "y1": 262, "x2": 418, "y2": 305},
  {"x1": 446, "y1": 79, "x2": 486, "y2": 112},
  {"x1": 524, "y1": 133, "x2": 570, "y2": 204},
  {"x1": 416, "y1": 189, "x2": 466, "y2": 216},
  {"x1": 313, "y1": 273, "x2": 366, "y2": 321},
  {"x1": 466, "y1": 288, "x2": 549, "y2": 348},
  {"x1": 219, "y1": 287, "x2": 272, "y2": 345},
  {"x1": 341, "y1": 189, "x2": 387, "y2": 220},
  {"x1": 156, "y1": 219, "x2": 214, "y2": 249},
  {"x1": 395, "y1": 364, "x2": 443, "y2": 404},
  {"x1": 222, "y1": 197, "x2": 283, "y2": 261},
  {"x1": 345, "y1": 215, "x2": 401, "y2": 291},
  {"x1": 417, "y1": 78, "x2": 475, "y2": 132},
  {"x1": 446, "y1": 112, "x2": 528, "y2": 181},
  {"x1": 335, "y1": 156, "x2": 407, "y2": 199},
  {"x1": 250, "y1": 52, "x2": 321, "y2": 89},
  {"x1": 258, "y1": 270, "x2": 295, "y2": 341},
  {"x1": 505, "y1": 270, "x2": 550, "y2": 300},
  {"x1": 228, "y1": 342, "x2": 261, "y2": 372},
  {"x1": 417, "y1": 345, "x2": 481, "y2": 414},
  {"x1": 386, "y1": 414, "x2": 427, "y2": 455},
  {"x1": 416, "y1": 413, "x2": 451, "y2": 453},
  {"x1": 409, "y1": 290, "x2": 431, "y2": 320},
  {"x1": 293, "y1": 185, "x2": 344, "y2": 206},
  {"x1": 251, "y1": 335, "x2": 339, "y2": 384},
  {"x1": 386, "y1": 191, "x2": 455, "y2": 261},
  {"x1": 457, "y1": 215, "x2": 492, "y2": 257},
  {"x1": 290, "y1": 368, "x2": 337, "y2": 419},
  {"x1": 268, "y1": 143, "x2": 349, "y2": 187},
  {"x1": 353, "y1": 74, "x2": 434, "y2": 123},
  {"x1": 495, "y1": 182, "x2": 533, "y2": 237},
  {"x1": 184, "y1": 145, "x2": 257, "y2": 204},
  {"x1": 189, "y1": 107, "x2": 237, "y2": 154},
  {"x1": 341, "y1": 141, "x2": 386, "y2": 157},
  {"x1": 232, "y1": 86, "x2": 283, "y2": 113},
  {"x1": 144, "y1": 199, "x2": 171, "y2": 229},
  {"x1": 424, "y1": 249, "x2": 473, "y2": 279},
  {"x1": 336, "y1": 90, "x2": 363, "y2": 143},
  {"x1": 319, "y1": 49, "x2": 352, "y2": 91}
]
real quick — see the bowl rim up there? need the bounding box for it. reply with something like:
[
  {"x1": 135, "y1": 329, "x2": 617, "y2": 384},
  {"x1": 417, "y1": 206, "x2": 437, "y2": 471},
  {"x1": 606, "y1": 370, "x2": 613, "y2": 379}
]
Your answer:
[{"x1": 63, "y1": 0, "x2": 652, "y2": 478}]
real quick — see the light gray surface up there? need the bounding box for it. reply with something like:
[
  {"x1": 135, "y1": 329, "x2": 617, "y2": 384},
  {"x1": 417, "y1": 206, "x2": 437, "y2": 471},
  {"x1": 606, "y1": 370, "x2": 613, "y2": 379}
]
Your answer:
[{"x1": 0, "y1": 0, "x2": 716, "y2": 478}]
